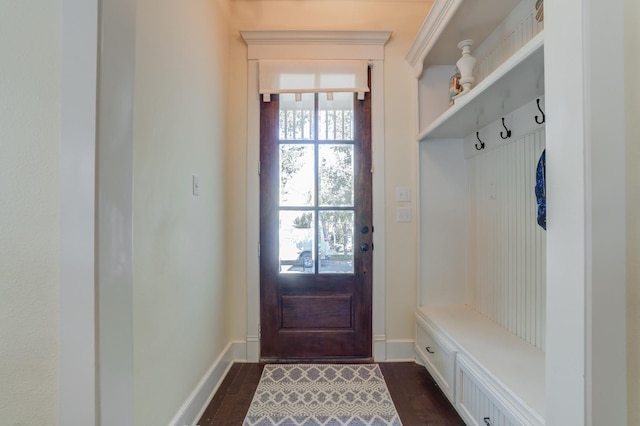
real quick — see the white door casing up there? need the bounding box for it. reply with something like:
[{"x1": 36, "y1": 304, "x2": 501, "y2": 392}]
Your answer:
[{"x1": 241, "y1": 30, "x2": 391, "y2": 361}]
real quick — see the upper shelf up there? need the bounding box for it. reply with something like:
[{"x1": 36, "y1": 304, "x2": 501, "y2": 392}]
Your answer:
[
  {"x1": 406, "y1": 0, "x2": 522, "y2": 77},
  {"x1": 418, "y1": 31, "x2": 544, "y2": 141}
]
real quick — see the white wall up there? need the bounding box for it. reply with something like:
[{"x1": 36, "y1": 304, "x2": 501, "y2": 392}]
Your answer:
[
  {"x1": 626, "y1": 1, "x2": 640, "y2": 423},
  {"x1": 383, "y1": 12, "x2": 429, "y2": 340},
  {"x1": 226, "y1": 0, "x2": 431, "y2": 345},
  {"x1": 0, "y1": 2, "x2": 61, "y2": 423},
  {"x1": 133, "y1": 0, "x2": 231, "y2": 424}
]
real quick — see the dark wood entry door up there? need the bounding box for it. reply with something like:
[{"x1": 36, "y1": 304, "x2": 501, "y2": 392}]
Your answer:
[{"x1": 259, "y1": 89, "x2": 372, "y2": 360}]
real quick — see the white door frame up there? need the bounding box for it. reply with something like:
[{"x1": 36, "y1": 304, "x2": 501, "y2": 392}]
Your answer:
[{"x1": 241, "y1": 30, "x2": 391, "y2": 361}]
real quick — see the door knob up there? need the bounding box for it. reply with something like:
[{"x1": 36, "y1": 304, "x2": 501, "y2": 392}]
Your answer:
[{"x1": 360, "y1": 243, "x2": 369, "y2": 252}]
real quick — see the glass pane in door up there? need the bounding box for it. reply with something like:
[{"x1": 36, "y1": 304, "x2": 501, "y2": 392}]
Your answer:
[
  {"x1": 318, "y1": 210, "x2": 354, "y2": 274},
  {"x1": 318, "y1": 92, "x2": 354, "y2": 141},
  {"x1": 318, "y1": 144, "x2": 354, "y2": 207},
  {"x1": 279, "y1": 93, "x2": 315, "y2": 140},
  {"x1": 280, "y1": 144, "x2": 315, "y2": 207},
  {"x1": 279, "y1": 210, "x2": 315, "y2": 274}
]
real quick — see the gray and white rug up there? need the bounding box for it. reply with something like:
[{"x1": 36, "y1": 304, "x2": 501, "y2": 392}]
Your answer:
[{"x1": 243, "y1": 364, "x2": 403, "y2": 426}]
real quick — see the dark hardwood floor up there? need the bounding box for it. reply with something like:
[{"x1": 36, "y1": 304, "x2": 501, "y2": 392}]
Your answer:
[
  {"x1": 197, "y1": 362, "x2": 464, "y2": 425},
  {"x1": 379, "y1": 362, "x2": 464, "y2": 425}
]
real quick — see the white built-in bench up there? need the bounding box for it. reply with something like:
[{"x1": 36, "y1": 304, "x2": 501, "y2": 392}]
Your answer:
[{"x1": 415, "y1": 305, "x2": 545, "y2": 426}]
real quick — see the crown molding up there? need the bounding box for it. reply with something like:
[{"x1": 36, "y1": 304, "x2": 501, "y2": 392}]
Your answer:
[
  {"x1": 240, "y1": 30, "x2": 392, "y2": 60},
  {"x1": 405, "y1": 0, "x2": 463, "y2": 78},
  {"x1": 240, "y1": 30, "x2": 391, "y2": 46},
  {"x1": 234, "y1": 0, "x2": 430, "y2": 2}
]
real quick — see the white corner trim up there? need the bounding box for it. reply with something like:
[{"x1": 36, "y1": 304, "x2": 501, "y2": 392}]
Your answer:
[
  {"x1": 385, "y1": 340, "x2": 417, "y2": 362},
  {"x1": 60, "y1": 1, "x2": 99, "y2": 424},
  {"x1": 169, "y1": 341, "x2": 247, "y2": 426},
  {"x1": 405, "y1": 0, "x2": 463, "y2": 77}
]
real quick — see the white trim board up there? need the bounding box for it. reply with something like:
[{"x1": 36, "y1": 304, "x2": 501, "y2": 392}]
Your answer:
[
  {"x1": 169, "y1": 341, "x2": 248, "y2": 426},
  {"x1": 96, "y1": 1, "x2": 137, "y2": 424},
  {"x1": 60, "y1": 1, "x2": 99, "y2": 424},
  {"x1": 241, "y1": 30, "x2": 390, "y2": 362},
  {"x1": 544, "y1": 1, "x2": 627, "y2": 424}
]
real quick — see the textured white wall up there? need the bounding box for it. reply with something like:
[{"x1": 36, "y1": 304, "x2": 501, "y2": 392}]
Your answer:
[
  {"x1": 626, "y1": 0, "x2": 640, "y2": 423},
  {"x1": 133, "y1": 0, "x2": 231, "y2": 424},
  {"x1": 0, "y1": 1, "x2": 61, "y2": 424},
  {"x1": 226, "y1": 0, "x2": 431, "y2": 343}
]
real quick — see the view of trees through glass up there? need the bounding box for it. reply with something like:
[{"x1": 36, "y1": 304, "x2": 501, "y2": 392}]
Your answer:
[{"x1": 278, "y1": 92, "x2": 355, "y2": 274}]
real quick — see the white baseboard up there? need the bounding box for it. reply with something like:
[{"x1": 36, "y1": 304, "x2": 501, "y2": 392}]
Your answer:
[
  {"x1": 384, "y1": 340, "x2": 416, "y2": 362},
  {"x1": 169, "y1": 341, "x2": 247, "y2": 426}
]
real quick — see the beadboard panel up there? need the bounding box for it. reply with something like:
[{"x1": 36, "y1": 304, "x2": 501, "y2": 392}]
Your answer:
[
  {"x1": 466, "y1": 128, "x2": 546, "y2": 350},
  {"x1": 474, "y1": 0, "x2": 544, "y2": 86}
]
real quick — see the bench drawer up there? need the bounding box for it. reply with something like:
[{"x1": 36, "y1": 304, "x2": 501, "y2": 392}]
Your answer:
[
  {"x1": 456, "y1": 354, "x2": 534, "y2": 426},
  {"x1": 415, "y1": 315, "x2": 456, "y2": 401}
]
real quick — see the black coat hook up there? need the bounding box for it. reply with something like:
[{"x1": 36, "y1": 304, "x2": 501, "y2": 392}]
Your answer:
[
  {"x1": 475, "y1": 132, "x2": 485, "y2": 150},
  {"x1": 500, "y1": 117, "x2": 511, "y2": 139},
  {"x1": 535, "y1": 98, "x2": 546, "y2": 124}
]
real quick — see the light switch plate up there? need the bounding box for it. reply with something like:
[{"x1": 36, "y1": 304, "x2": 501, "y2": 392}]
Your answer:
[
  {"x1": 396, "y1": 207, "x2": 411, "y2": 222},
  {"x1": 396, "y1": 186, "x2": 411, "y2": 202}
]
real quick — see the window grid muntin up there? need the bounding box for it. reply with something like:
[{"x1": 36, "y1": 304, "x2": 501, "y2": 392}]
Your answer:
[{"x1": 278, "y1": 92, "x2": 356, "y2": 275}]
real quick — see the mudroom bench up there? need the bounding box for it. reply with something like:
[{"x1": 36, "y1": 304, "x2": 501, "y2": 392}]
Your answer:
[{"x1": 415, "y1": 305, "x2": 545, "y2": 426}]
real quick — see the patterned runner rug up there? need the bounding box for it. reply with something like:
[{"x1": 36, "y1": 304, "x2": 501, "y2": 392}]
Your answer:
[{"x1": 242, "y1": 364, "x2": 403, "y2": 426}]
